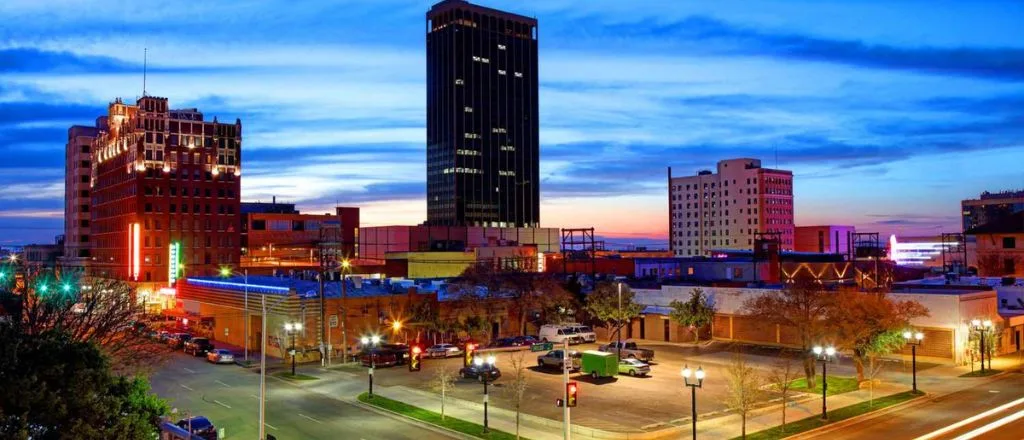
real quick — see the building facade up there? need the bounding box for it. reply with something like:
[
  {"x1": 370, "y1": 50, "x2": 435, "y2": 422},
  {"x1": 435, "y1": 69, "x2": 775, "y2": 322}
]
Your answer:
[
  {"x1": 962, "y1": 190, "x2": 1024, "y2": 232},
  {"x1": 241, "y1": 203, "x2": 360, "y2": 267},
  {"x1": 64, "y1": 123, "x2": 102, "y2": 262},
  {"x1": 668, "y1": 159, "x2": 794, "y2": 257},
  {"x1": 425, "y1": 0, "x2": 540, "y2": 228},
  {"x1": 794, "y1": 225, "x2": 855, "y2": 254},
  {"x1": 87, "y1": 96, "x2": 241, "y2": 290},
  {"x1": 966, "y1": 212, "x2": 1024, "y2": 277}
]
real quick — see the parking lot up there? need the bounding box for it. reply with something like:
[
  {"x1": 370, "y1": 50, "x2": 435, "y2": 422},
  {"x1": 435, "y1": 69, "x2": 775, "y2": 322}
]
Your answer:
[{"x1": 345, "y1": 341, "x2": 785, "y2": 432}]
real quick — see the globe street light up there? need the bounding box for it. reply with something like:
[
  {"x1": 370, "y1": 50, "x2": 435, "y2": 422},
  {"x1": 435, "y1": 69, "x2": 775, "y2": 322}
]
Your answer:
[
  {"x1": 903, "y1": 330, "x2": 924, "y2": 393},
  {"x1": 681, "y1": 364, "x2": 705, "y2": 440},
  {"x1": 813, "y1": 345, "x2": 836, "y2": 420},
  {"x1": 284, "y1": 322, "x2": 303, "y2": 376},
  {"x1": 477, "y1": 355, "x2": 497, "y2": 433},
  {"x1": 362, "y1": 335, "x2": 381, "y2": 397}
]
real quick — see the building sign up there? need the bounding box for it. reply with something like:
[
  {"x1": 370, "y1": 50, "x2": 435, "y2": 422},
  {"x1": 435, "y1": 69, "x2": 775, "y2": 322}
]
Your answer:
[
  {"x1": 168, "y1": 242, "x2": 181, "y2": 286},
  {"x1": 329, "y1": 314, "x2": 338, "y2": 328},
  {"x1": 130, "y1": 222, "x2": 141, "y2": 280}
]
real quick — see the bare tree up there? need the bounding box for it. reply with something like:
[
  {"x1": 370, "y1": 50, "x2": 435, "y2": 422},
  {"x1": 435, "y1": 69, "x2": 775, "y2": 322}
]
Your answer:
[
  {"x1": 9, "y1": 275, "x2": 170, "y2": 375},
  {"x1": 726, "y1": 353, "x2": 763, "y2": 439},
  {"x1": 431, "y1": 365, "x2": 458, "y2": 421},
  {"x1": 504, "y1": 351, "x2": 530, "y2": 439},
  {"x1": 766, "y1": 354, "x2": 799, "y2": 434}
]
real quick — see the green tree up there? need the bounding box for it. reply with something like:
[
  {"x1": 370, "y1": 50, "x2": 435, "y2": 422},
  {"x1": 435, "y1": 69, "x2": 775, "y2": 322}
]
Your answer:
[
  {"x1": 668, "y1": 288, "x2": 717, "y2": 344},
  {"x1": 584, "y1": 282, "x2": 643, "y2": 342},
  {"x1": 0, "y1": 324, "x2": 168, "y2": 439}
]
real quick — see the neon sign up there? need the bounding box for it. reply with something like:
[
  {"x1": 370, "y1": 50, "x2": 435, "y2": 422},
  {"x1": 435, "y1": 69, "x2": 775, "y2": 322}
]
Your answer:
[{"x1": 168, "y1": 242, "x2": 180, "y2": 286}]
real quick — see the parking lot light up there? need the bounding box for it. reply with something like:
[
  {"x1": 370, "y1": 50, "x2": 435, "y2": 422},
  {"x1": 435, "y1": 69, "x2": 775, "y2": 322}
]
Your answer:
[
  {"x1": 903, "y1": 329, "x2": 924, "y2": 393},
  {"x1": 681, "y1": 364, "x2": 704, "y2": 439},
  {"x1": 813, "y1": 345, "x2": 835, "y2": 420}
]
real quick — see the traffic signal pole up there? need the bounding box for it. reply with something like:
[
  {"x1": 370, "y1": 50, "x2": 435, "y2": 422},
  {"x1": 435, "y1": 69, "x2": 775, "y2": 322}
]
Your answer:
[{"x1": 563, "y1": 337, "x2": 571, "y2": 440}]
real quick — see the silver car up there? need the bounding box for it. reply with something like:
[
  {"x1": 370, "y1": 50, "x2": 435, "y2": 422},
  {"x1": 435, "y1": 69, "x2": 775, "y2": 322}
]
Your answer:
[
  {"x1": 206, "y1": 349, "x2": 235, "y2": 364},
  {"x1": 426, "y1": 343, "x2": 462, "y2": 358}
]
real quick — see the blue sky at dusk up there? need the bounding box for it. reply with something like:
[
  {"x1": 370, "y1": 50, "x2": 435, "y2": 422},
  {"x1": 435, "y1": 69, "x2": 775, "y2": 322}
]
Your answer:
[{"x1": 1, "y1": 1, "x2": 1023, "y2": 247}]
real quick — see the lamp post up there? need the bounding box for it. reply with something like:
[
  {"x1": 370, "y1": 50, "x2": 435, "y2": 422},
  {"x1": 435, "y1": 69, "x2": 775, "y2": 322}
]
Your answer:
[
  {"x1": 681, "y1": 364, "x2": 705, "y2": 440},
  {"x1": 340, "y1": 259, "x2": 351, "y2": 364},
  {"x1": 477, "y1": 355, "x2": 497, "y2": 433},
  {"x1": 362, "y1": 335, "x2": 381, "y2": 397},
  {"x1": 285, "y1": 322, "x2": 303, "y2": 376},
  {"x1": 971, "y1": 319, "x2": 993, "y2": 373},
  {"x1": 813, "y1": 345, "x2": 835, "y2": 420},
  {"x1": 617, "y1": 282, "x2": 623, "y2": 360},
  {"x1": 392, "y1": 320, "x2": 403, "y2": 344},
  {"x1": 903, "y1": 330, "x2": 924, "y2": 393}
]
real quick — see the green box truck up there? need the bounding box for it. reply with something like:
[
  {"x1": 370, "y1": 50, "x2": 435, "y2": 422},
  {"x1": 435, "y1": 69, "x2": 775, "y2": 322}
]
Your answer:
[{"x1": 581, "y1": 350, "x2": 618, "y2": 379}]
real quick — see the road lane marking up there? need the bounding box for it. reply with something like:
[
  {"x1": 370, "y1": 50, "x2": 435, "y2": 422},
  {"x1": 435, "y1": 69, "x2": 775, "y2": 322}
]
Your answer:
[
  {"x1": 298, "y1": 413, "x2": 323, "y2": 424},
  {"x1": 213, "y1": 400, "x2": 232, "y2": 409},
  {"x1": 914, "y1": 397, "x2": 1024, "y2": 440},
  {"x1": 183, "y1": 367, "x2": 196, "y2": 373},
  {"x1": 179, "y1": 384, "x2": 194, "y2": 391},
  {"x1": 264, "y1": 423, "x2": 278, "y2": 430},
  {"x1": 952, "y1": 410, "x2": 1024, "y2": 440},
  {"x1": 215, "y1": 380, "x2": 232, "y2": 388}
]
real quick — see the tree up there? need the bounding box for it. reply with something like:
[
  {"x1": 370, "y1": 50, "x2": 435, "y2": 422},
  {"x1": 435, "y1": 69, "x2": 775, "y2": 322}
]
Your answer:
[
  {"x1": 829, "y1": 289, "x2": 929, "y2": 382},
  {"x1": 668, "y1": 288, "x2": 717, "y2": 344},
  {"x1": 584, "y1": 282, "x2": 643, "y2": 343},
  {"x1": 726, "y1": 353, "x2": 763, "y2": 439},
  {"x1": 864, "y1": 351, "x2": 885, "y2": 407},
  {"x1": 766, "y1": 354, "x2": 799, "y2": 434},
  {"x1": 2, "y1": 273, "x2": 170, "y2": 375},
  {"x1": 449, "y1": 264, "x2": 573, "y2": 337},
  {"x1": 431, "y1": 365, "x2": 457, "y2": 421},
  {"x1": 0, "y1": 324, "x2": 168, "y2": 439},
  {"x1": 504, "y1": 351, "x2": 530, "y2": 440}
]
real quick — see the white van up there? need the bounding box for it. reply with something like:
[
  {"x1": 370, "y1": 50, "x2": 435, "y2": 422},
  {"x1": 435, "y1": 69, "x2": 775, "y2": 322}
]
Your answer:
[{"x1": 539, "y1": 325, "x2": 583, "y2": 345}]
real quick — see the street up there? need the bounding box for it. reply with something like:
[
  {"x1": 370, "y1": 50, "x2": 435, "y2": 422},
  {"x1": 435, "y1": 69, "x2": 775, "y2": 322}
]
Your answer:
[
  {"x1": 149, "y1": 352, "x2": 454, "y2": 440},
  {"x1": 802, "y1": 372, "x2": 1024, "y2": 440}
]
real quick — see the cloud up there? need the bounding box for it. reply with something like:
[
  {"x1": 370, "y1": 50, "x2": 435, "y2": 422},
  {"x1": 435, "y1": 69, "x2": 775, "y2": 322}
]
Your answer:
[{"x1": 0, "y1": 209, "x2": 63, "y2": 218}]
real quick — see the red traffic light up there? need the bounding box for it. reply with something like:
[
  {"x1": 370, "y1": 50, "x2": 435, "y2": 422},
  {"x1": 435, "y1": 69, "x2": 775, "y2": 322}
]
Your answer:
[
  {"x1": 412, "y1": 346, "x2": 422, "y2": 354},
  {"x1": 566, "y1": 381, "x2": 578, "y2": 407}
]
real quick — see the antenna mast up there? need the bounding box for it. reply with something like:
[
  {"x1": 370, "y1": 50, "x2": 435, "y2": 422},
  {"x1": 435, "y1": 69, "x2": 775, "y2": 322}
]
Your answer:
[{"x1": 143, "y1": 48, "x2": 147, "y2": 97}]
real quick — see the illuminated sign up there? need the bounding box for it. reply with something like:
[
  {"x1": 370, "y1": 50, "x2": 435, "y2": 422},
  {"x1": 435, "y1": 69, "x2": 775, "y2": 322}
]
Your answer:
[
  {"x1": 537, "y1": 252, "x2": 545, "y2": 273},
  {"x1": 168, "y1": 242, "x2": 180, "y2": 286},
  {"x1": 130, "y1": 223, "x2": 141, "y2": 280}
]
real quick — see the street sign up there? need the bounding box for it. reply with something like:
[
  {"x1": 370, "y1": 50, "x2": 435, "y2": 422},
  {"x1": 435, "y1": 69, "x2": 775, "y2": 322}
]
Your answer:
[
  {"x1": 531, "y1": 342, "x2": 553, "y2": 352},
  {"x1": 329, "y1": 314, "x2": 338, "y2": 328}
]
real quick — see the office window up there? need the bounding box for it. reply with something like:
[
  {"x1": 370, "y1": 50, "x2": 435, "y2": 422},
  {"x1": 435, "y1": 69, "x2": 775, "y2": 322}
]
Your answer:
[{"x1": 1003, "y1": 237, "x2": 1017, "y2": 249}]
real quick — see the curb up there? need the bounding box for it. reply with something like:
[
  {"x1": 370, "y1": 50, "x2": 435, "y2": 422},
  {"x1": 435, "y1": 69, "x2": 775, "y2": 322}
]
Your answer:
[
  {"x1": 785, "y1": 392, "x2": 928, "y2": 440},
  {"x1": 350, "y1": 397, "x2": 478, "y2": 440}
]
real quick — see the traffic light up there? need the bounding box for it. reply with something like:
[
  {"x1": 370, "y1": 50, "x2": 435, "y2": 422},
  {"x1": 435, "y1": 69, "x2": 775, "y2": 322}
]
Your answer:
[
  {"x1": 566, "y1": 382, "x2": 578, "y2": 407},
  {"x1": 464, "y1": 343, "x2": 475, "y2": 367},
  {"x1": 409, "y1": 345, "x2": 422, "y2": 372}
]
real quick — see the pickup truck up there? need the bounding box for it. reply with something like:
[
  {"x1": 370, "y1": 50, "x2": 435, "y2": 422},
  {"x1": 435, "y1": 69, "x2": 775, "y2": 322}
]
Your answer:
[{"x1": 598, "y1": 340, "x2": 655, "y2": 362}]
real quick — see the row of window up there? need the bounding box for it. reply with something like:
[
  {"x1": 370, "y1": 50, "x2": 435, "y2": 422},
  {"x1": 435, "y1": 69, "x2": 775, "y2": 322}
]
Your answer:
[{"x1": 143, "y1": 203, "x2": 236, "y2": 215}]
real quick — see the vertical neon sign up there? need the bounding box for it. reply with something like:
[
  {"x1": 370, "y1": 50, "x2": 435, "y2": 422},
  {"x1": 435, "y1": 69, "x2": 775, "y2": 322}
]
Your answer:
[
  {"x1": 168, "y1": 242, "x2": 180, "y2": 286},
  {"x1": 132, "y1": 223, "x2": 141, "y2": 280}
]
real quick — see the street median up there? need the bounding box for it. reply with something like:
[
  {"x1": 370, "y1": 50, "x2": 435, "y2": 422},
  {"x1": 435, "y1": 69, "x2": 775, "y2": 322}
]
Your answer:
[{"x1": 357, "y1": 392, "x2": 526, "y2": 440}]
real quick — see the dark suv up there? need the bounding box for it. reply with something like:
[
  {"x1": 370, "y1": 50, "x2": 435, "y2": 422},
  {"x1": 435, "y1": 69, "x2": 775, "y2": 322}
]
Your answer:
[
  {"x1": 176, "y1": 416, "x2": 217, "y2": 440},
  {"x1": 184, "y1": 337, "x2": 214, "y2": 356}
]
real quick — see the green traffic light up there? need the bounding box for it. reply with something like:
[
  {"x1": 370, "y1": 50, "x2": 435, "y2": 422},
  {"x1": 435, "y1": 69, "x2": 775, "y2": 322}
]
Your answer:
[
  {"x1": 62, "y1": 283, "x2": 71, "y2": 292},
  {"x1": 39, "y1": 284, "x2": 48, "y2": 293}
]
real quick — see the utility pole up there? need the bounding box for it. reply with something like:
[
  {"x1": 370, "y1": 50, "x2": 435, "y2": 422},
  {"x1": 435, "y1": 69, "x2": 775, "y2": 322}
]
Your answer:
[
  {"x1": 319, "y1": 270, "x2": 326, "y2": 367},
  {"x1": 563, "y1": 337, "x2": 571, "y2": 440},
  {"x1": 258, "y1": 294, "x2": 267, "y2": 440},
  {"x1": 617, "y1": 282, "x2": 622, "y2": 359},
  {"x1": 244, "y1": 269, "x2": 249, "y2": 362}
]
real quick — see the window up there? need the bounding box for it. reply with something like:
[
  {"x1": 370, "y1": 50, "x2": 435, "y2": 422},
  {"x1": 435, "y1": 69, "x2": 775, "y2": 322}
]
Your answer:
[
  {"x1": 1003, "y1": 237, "x2": 1017, "y2": 249},
  {"x1": 1004, "y1": 258, "x2": 1016, "y2": 275},
  {"x1": 464, "y1": 106, "x2": 473, "y2": 113},
  {"x1": 497, "y1": 44, "x2": 506, "y2": 50},
  {"x1": 455, "y1": 78, "x2": 464, "y2": 85}
]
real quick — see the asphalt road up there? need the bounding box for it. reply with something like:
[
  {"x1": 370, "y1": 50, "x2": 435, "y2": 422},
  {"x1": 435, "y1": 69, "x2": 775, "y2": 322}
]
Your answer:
[
  {"x1": 351, "y1": 341, "x2": 783, "y2": 432},
  {"x1": 149, "y1": 352, "x2": 454, "y2": 440},
  {"x1": 802, "y1": 372, "x2": 1024, "y2": 440}
]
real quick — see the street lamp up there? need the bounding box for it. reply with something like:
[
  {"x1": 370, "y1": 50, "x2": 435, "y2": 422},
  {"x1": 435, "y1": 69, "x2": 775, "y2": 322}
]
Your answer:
[
  {"x1": 903, "y1": 330, "x2": 924, "y2": 393},
  {"x1": 362, "y1": 335, "x2": 381, "y2": 397},
  {"x1": 392, "y1": 320, "x2": 403, "y2": 343},
  {"x1": 477, "y1": 355, "x2": 497, "y2": 433},
  {"x1": 971, "y1": 319, "x2": 994, "y2": 372},
  {"x1": 284, "y1": 322, "x2": 303, "y2": 376},
  {"x1": 219, "y1": 266, "x2": 232, "y2": 278},
  {"x1": 681, "y1": 364, "x2": 705, "y2": 440},
  {"x1": 339, "y1": 258, "x2": 351, "y2": 364},
  {"x1": 617, "y1": 282, "x2": 623, "y2": 360},
  {"x1": 813, "y1": 345, "x2": 836, "y2": 420}
]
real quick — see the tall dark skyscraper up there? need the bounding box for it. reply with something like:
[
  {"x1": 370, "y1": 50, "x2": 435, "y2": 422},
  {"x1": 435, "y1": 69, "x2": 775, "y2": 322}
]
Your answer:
[{"x1": 426, "y1": 0, "x2": 540, "y2": 227}]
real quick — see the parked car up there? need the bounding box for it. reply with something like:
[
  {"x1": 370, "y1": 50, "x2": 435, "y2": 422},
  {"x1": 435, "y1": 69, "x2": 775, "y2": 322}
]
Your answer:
[
  {"x1": 380, "y1": 343, "x2": 410, "y2": 364},
  {"x1": 459, "y1": 363, "x2": 502, "y2": 382},
  {"x1": 489, "y1": 337, "x2": 518, "y2": 348},
  {"x1": 537, "y1": 349, "x2": 581, "y2": 370},
  {"x1": 155, "y1": 330, "x2": 172, "y2": 341},
  {"x1": 618, "y1": 358, "x2": 651, "y2": 377},
  {"x1": 167, "y1": 333, "x2": 192, "y2": 349},
  {"x1": 513, "y1": 335, "x2": 539, "y2": 346},
  {"x1": 207, "y1": 349, "x2": 235, "y2": 364},
  {"x1": 598, "y1": 340, "x2": 655, "y2": 362},
  {"x1": 538, "y1": 325, "x2": 583, "y2": 344},
  {"x1": 184, "y1": 337, "x2": 214, "y2": 356},
  {"x1": 426, "y1": 343, "x2": 462, "y2": 358},
  {"x1": 175, "y1": 416, "x2": 217, "y2": 440},
  {"x1": 581, "y1": 350, "x2": 618, "y2": 379},
  {"x1": 565, "y1": 324, "x2": 597, "y2": 343},
  {"x1": 360, "y1": 350, "x2": 399, "y2": 367}
]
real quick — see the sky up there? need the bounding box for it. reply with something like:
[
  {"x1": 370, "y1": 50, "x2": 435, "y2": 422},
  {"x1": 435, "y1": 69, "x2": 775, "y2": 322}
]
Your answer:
[{"x1": 1, "y1": 0, "x2": 1023, "y2": 248}]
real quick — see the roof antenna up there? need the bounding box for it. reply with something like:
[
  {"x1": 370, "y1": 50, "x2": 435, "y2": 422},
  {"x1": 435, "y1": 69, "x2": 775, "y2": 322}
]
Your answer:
[{"x1": 142, "y1": 47, "x2": 148, "y2": 97}]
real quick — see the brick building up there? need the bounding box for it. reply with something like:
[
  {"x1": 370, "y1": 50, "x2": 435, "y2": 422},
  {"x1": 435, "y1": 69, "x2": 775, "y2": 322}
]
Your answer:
[
  {"x1": 668, "y1": 159, "x2": 794, "y2": 257},
  {"x1": 967, "y1": 211, "x2": 1024, "y2": 277},
  {"x1": 64, "y1": 123, "x2": 101, "y2": 263},
  {"x1": 86, "y1": 96, "x2": 242, "y2": 292},
  {"x1": 241, "y1": 201, "x2": 359, "y2": 267}
]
